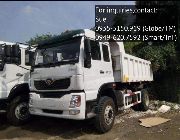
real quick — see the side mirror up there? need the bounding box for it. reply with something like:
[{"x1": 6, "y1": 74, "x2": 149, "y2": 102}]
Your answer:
[
  {"x1": 3, "y1": 44, "x2": 21, "y2": 64},
  {"x1": 0, "y1": 60, "x2": 5, "y2": 71},
  {"x1": 12, "y1": 44, "x2": 20, "y2": 57},
  {"x1": 0, "y1": 45, "x2": 5, "y2": 71},
  {"x1": 25, "y1": 50, "x2": 34, "y2": 66},
  {"x1": 4, "y1": 45, "x2": 11, "y2": 63},
  {"x1": 4, "y1": 45, "x2": 11, "y2": 57},
  {"x1": 84, "y1": 39, "x2": 91, "y2": 68},
  {"x1": 12, "y1": 44, "x2": 21, "y2": 65}
]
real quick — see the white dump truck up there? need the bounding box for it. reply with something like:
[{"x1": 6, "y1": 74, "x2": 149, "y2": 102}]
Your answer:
[
  {"x1": 0, "y1": 41, "x2": 33, "y2": 125},
  {"x1": 28, "y1": 29, "x2": 153, "y2": 133}
]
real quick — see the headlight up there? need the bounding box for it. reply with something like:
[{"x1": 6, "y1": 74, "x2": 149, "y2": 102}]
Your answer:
[
  {"x1": 29, "y1": 98, "x2": 33, "y2": 105},
  {"x1": 69, "y1": 95, "x2": 81, "y2": 108},
  {"x1": 28, "y1": 79, "x2": 31, "y2": 87},
  {"x1": 29, "y1": 94, "x2": 33, "y2": 105}
]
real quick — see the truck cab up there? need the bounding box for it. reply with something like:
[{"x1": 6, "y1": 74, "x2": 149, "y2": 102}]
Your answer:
[
  {"x1": 0, "y1": 41, "x2": 32, "y2": 125},
  {"x1": 29, "y1": 29, "x2": 153, "y2": 133}
]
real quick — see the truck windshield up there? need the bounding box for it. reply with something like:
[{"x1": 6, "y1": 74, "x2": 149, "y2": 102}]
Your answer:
[{"x1": 34, "y1": 37, "x2": 81, "y2": 67}]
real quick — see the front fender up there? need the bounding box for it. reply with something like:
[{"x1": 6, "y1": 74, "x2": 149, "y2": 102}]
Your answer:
[
  {"x1": 97, "y1": 83, "x2": 123, "y2": 107},
  {"x1": 8, "y1": 83, "x2": 30, "y2": 101},
  {"x1": 0, "y1": 77, "x2": 8, "y2": 98}
]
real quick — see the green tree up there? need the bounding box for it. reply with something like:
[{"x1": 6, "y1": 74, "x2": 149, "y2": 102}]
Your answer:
[
  {"x1": 27, "y1": 33, "x2": 56, "y2": 45},
  {"x1": 136, "y1": 42, "x2": 176, "y2": 72},
  {"x1": 134, "y1": 1, "x2": 179, "y2": 71},
  {"x1": 133, "y1": 1, "x2": 180, "y2": 102}
]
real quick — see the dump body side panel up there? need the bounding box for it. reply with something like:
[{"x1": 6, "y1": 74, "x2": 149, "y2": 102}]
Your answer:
[{"x1": 120, "y1": 53, "x2": 153, "y2": 83}]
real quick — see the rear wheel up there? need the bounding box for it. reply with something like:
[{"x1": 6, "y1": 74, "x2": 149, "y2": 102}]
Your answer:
[
  {"x1": 94, "y1": 96, "x2": 115, "y2": 133},
  {"x1": 132, "y1": 89, "x2": 149, "y2": 111},
  {"x1": 7, "y1": 95, "x2": 30, "y2": 126}
]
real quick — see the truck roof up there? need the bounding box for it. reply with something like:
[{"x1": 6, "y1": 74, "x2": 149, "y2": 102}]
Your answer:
[
  {"x1": 0, "y1": 41, "x2": 28, "y2": 49},
  {"x1": 36, "y1": 29, "x2": 126, "y2": 53},
  {"x1": 38, "y1": 29, "x2": 85, "y2": 47}
]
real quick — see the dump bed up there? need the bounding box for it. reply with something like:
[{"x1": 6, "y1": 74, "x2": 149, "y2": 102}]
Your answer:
[{"x1": 109, "y1": 42, "x2": 153, "y2": 83}]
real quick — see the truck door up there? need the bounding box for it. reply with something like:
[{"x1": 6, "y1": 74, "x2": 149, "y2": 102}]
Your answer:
[
  {"x1": 0, "y1": 66, "x2": 7, "y2": 98},
  {"x1": 17, "y1": 48, "x2": 31, "y2": 84},
  {"x1": 83, "y1": 39, "x2": 113, "y2": 101},
  {"x1": 100, "y1": 42, "x2": 114, "y2": 83},
  {"x1": 4, "y1": 48, "x2": 23, "y2": 95},
  {"x1": 4, "y1": 64, "x2": 21, "y2": 93},
  {"x1": 0, "y1": 45, "x2": 7, "y2": 98}
]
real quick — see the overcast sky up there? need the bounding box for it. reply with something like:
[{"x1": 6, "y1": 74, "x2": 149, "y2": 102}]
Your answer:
[{"x1": 0, "y1": 1, "x2": 135, "y2": 43}]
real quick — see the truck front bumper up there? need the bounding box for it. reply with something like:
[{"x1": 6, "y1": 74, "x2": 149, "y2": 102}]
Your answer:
[
  {"x1": 29, "y1": 91, "x2": 86, "y2": 120},
  {"x1": 0, "y1": 98, "x2": 7, "y2": 110}
]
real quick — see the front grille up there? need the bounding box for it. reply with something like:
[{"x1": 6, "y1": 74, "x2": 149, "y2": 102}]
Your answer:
[
  {"x1": 42, "y1": 109, "x2": 63, "y2": 114},
  {"x1": 39, "y1": 92, "x2": 70, "y2": 98},
  {"x1": 34, "y1": 78, "x2": 70, "y2": 90}
]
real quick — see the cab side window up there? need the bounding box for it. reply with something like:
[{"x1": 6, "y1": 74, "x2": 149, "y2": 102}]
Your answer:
[
  {"x1": 90, "y1": 40, "x2": 101, "y2": 60},
  {"x1": 102, "y1": 44, "x2": 110, "y2": 62}
]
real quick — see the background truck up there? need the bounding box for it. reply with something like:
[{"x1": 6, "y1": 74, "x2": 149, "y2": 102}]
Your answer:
[
  {"x1": 28, "y1": 29, "x2": 153, "y2": 133},
  {"x1": 0, "y1": 41, "x2": 32, "y2": 125}
]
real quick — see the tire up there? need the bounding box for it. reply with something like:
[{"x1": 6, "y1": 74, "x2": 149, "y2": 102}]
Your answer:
[
  {"x1": 7, "y1": 95, "x2": 30, "y2": 126},
  {"x1": 95, "y1": 96, "x2": 115, "y2": 133},
  {"x1": 132, "y1": 89, "x2": 150, "y2": 111}
]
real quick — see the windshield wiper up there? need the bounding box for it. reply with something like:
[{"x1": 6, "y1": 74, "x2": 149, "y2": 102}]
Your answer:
[
  {"x1": 34, "y1": 59, "x2": 78, "y2": 68},
  {"x1": 55, "y1": 59, "x2": 78, "y2": 64},
  {"x1": 48, "y1": 62, "x2": 57, "y2": 67},
  {"x1": 34, "y1": 62, "x2": 54, "y2": 68}
]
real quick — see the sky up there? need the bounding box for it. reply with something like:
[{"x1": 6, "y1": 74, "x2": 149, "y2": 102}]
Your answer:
[{"x1": 0, "y1": 1, "x2": 135, "y2": 43}]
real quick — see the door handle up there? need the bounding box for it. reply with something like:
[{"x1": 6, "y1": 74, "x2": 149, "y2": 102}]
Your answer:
[
  {"x1": 16, "y1": 73, "x2": 23, "y2": 77},
  {"x1": 100, "y1": 70, "x2": 104, "y2": 74}
]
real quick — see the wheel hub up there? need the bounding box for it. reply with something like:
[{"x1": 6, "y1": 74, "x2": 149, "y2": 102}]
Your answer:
[
  {"x1": 104, "y1": 105, "x2": 114, "y2": 125},
  {"x1": 15, "y1": 102, "x2": 30, "y2": 120},
  {"x1": 145, "y1": 94, "x2": 150, "y2": 106}
]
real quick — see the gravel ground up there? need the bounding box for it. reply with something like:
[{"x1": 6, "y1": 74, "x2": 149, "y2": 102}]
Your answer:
[{"x1": 0, "y1": 100, "x2": 180, "y2": 140}]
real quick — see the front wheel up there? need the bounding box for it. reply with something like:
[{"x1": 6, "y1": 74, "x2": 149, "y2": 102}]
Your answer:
[
  {"x1": 7, "y1": 95, "x2": 30, "y2": 126},
  {"x1": 94, "y1": 96, "x2": 115, "y2": 133}
]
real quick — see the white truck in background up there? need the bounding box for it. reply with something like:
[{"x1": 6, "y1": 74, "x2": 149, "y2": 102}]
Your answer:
[
  {"x1": 28, "y1": 29, "x2": 153, "y2": 133},
  {"x1": 0, "y1": 41, "x2": 33, "y2": 125}
]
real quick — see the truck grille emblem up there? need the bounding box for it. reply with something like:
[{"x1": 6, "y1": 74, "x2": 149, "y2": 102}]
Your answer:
[{"x1": 45, "y1": 79, "x2": 55, "y2": 86}]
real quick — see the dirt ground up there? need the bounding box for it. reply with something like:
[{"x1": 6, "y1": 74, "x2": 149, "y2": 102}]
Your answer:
[{"x1": 0, "y1": 108, "x2": 180, "y2": 140}]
